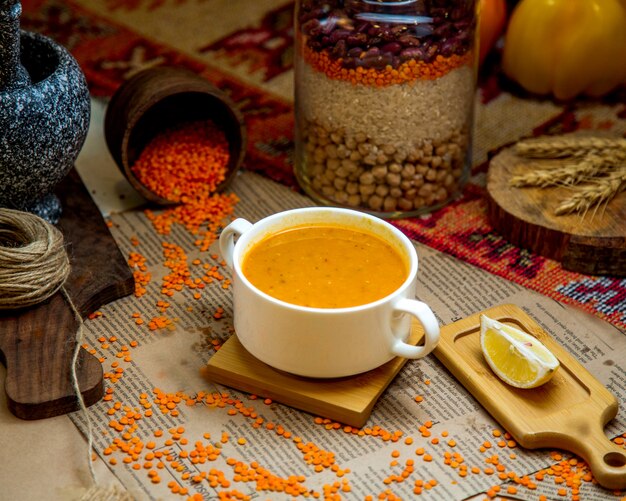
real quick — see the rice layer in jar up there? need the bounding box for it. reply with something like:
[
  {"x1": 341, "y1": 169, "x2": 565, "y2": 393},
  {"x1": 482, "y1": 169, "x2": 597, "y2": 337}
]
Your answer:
[{"x1": 294, "y1": 0, "x2": 478, "y2": 217}]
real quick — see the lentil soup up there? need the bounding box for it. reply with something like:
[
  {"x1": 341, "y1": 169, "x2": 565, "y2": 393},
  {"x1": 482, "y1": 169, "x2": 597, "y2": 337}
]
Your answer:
[{"x1": 241, "y1": 224, "x2": 408, "y2": 308}]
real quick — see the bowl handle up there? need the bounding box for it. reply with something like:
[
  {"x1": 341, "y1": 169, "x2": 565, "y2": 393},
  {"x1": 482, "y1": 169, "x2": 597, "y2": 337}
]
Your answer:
[
  {"x1": 219, "y1": 218, "x2": 253, "y2": 269},
  {"x1": 390, "y1": 298, "x2": 440, "y2": 359}
]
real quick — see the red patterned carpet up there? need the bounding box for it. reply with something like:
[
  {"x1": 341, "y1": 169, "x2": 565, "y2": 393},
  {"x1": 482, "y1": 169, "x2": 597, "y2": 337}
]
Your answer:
[{"x1": 20, "y1": 0, "x2": 626, "y2": 331}]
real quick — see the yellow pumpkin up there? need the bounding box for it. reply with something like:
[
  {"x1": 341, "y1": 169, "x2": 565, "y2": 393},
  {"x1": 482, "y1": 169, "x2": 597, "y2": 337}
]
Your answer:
[{"x1": 502, "y1": 0, "x2": 626, "y2": 100}]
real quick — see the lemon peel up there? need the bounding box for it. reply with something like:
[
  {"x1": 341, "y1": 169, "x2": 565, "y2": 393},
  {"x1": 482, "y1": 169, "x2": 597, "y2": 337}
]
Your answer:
[{"x1": 480, "y1": 314, "x2": 560, "y2": 389}]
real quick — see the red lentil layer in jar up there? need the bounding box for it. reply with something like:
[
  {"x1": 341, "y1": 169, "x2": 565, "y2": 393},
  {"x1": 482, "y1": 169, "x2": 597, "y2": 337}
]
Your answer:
[{"x1": 294, "y1": 0, "x2": 477, "y2": 216}]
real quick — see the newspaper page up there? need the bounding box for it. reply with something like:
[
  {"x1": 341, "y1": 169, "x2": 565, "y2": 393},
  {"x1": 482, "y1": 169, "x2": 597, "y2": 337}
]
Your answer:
[{"x1": 69, "y1": 171, "x2": 626, "y2": 501}]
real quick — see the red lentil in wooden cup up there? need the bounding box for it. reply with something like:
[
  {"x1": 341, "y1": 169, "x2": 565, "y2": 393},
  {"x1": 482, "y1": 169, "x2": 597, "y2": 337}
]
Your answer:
[
  {"x1": 294, "y1": 0, "x2": 478, "y2": 217},
  {"x1": 219, "y1": 207, "x2": 440, "y2": 378},
  {"x1": 104, "y1": 66, "x2": 246, "y2": 205}
]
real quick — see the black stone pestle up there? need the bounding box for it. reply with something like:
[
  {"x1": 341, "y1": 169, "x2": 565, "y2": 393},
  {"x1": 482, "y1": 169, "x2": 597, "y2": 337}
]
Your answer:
[
  {"x1": 0, "y1": 0, "x2": 31, "y2": 90},
  {"x1": 0, "y1": 0, "x2": 91, "y2": 223}
]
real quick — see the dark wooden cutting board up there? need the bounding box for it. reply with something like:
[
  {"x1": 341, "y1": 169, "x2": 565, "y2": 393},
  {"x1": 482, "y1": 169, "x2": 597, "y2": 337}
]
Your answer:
[
  {"x1": 0, "y1": 169, "x2": 135, "y2": 420},
  {"x1": 486, "y1": 146, "x2": 626, "y2": 276}
]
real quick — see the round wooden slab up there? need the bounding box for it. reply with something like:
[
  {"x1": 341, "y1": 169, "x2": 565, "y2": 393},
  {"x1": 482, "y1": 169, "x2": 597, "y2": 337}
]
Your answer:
[{"x1": 486, "y1": 146, "x2": 626, "y2": 276}]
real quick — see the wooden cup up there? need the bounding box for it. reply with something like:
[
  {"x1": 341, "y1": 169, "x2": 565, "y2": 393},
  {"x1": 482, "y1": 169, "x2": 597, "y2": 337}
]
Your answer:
[{"x1": 104, "y1": 66, "x2": 246, "y2": 205}]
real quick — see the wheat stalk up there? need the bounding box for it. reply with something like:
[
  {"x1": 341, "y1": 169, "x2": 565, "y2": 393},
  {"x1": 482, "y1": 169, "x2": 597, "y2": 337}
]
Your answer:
[
  {"x1": 515, "y1": 136, "x2": 626, "y2": 159},
  {"x1": 509, "y1": 135, "x2": 626, "y2": 217},
  {"x1": 555, "y1": 170, "x2": 626, "y2": 216},
  {"x1": 510, "y1": 154, "x2": 611, "y2": 187}
]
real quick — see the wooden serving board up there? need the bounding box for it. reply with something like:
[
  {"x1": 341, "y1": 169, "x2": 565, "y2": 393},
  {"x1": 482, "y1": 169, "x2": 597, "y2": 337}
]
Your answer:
[
  {"x1": 486, "y1": 146, "x2": 626, "y2": 276},
  {"x1": 0, "y1": 169, "x2": 135, "y2": 420},
  {"x1": 203, "y1": 325, "x2": 423, "y2": 428},
  {"x1": 433, "y1": 303, "x2": 626, "y2": 490}
]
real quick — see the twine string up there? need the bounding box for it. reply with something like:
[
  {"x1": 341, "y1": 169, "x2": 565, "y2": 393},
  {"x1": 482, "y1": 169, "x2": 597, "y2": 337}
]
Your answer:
[{"x1": 65, "y1": 287, "x2": 98, "y2": 486}]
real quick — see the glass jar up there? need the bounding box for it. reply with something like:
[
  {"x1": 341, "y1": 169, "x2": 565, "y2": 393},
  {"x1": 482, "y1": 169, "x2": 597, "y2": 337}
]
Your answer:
[{"x1": 294, "y1": 0, "x2": 478, "y2": 218}]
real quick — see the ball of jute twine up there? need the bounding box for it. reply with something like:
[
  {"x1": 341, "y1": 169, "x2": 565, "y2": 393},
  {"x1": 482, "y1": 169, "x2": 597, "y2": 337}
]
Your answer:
[
  {"x1": 0, "y1": 208, "x2": 132, "y2": 501},
  {"x1": 0, "y1": 208, "x2": 70, "y2": 309}
]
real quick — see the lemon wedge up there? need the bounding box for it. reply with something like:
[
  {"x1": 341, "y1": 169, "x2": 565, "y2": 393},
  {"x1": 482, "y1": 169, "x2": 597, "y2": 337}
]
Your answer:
[{"x1": 480, "y1": 314, "x2": 560, "y2": 389}]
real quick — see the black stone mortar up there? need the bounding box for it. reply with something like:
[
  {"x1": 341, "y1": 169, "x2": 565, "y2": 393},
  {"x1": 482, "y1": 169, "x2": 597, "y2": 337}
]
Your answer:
[{"x1": 0, "y1": 0, "x2": 90, "y2": 223}]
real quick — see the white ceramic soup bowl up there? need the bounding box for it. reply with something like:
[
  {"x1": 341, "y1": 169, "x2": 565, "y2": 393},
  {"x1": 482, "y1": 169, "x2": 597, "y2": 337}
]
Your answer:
[{"x1": 219, "y1": 207, "x2": 440, "y2": 378}]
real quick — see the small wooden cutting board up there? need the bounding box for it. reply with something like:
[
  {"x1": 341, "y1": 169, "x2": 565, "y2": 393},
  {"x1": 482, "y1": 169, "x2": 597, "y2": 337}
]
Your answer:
[
  {"x1": 433, "y1": 303, "x2": 626, "y2": 490},
  {"x1": 486, "y1": 146, "x2": 626, "y2": 276}
]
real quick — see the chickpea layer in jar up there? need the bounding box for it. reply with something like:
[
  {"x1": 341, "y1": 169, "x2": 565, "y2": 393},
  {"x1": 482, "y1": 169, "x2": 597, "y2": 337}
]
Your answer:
[{"x1": 294, "y1": 0, "x2": 477, "y2": 216}]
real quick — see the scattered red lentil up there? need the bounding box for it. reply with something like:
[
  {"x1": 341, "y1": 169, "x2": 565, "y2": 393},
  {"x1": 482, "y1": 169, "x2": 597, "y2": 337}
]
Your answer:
[
  {"x1": 147, "y1": 315, "x2": 173, "y2": 331},
  {"x1": 128, "y1": 250, "x2": 150, "y2": 297},
  {"x1": 111, "y1": 120, "x2": 238, "y2": 351},
  {"x1": 145, "y1": 192, "x2": 238, "y2": 253},
  {"x1": 95, "y1": 379, "x2": 612, "y2": 500}
]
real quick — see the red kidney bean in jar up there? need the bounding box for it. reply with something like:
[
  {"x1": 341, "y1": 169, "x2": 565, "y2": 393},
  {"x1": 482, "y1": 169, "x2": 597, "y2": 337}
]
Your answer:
[{"x1": 294, "y1": 0, "x2": 478, "y2": 217}]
